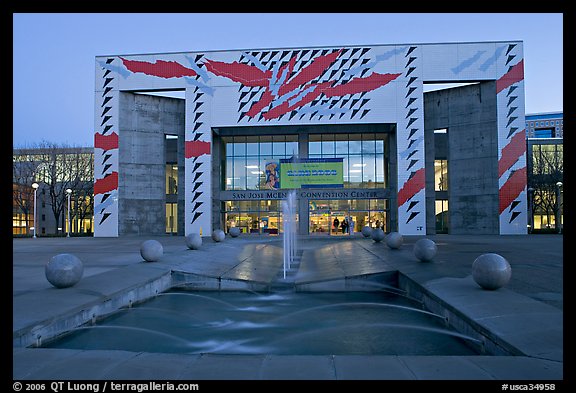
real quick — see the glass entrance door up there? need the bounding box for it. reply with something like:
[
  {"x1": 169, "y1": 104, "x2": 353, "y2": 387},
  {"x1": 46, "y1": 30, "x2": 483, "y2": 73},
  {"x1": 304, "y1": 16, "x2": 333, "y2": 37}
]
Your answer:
[
  {"x1": 309, "y1": 211, "x2": 330, "y2": 234},
  {"x1": 330, "y1": 211, "x2": 349, "y2": 236},
  {"x1": 165, "y1": 203, "x2": 178, "y2": 235}
]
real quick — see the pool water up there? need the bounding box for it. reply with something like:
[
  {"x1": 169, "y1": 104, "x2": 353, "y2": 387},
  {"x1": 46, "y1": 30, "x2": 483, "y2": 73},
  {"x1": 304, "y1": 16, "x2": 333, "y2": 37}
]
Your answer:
[{"x1": 43, "y1": 290, "x2": 480, "y2": 356}]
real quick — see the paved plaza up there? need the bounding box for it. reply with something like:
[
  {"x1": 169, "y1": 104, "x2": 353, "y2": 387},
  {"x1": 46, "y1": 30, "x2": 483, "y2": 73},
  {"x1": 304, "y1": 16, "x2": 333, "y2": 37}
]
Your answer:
[{"x1": 13, "y1": 234, "x2": 563, "y2": 380}]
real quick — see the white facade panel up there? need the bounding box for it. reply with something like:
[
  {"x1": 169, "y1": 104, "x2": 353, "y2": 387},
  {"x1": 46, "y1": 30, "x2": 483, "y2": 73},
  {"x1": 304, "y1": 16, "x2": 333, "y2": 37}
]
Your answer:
[{"x1": 95, "y1": 41, "x2": 526, "y2": 236}]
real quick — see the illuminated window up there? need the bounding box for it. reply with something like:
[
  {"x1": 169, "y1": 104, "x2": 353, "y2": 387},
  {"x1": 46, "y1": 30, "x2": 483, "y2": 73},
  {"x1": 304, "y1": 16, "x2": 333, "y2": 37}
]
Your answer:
[
  {"x1": 434, "y1": 160, "x2": 448, "y2": 191},
  {"x1": 165, "y1": 164, "x2": 178, "y2": 194}
]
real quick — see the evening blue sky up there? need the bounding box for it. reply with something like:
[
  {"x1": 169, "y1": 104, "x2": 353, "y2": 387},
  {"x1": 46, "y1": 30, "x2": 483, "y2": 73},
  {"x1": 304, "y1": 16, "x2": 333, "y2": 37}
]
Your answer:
[{"x1": 13, "y1": 13, "x2": 563, "y2": 148}]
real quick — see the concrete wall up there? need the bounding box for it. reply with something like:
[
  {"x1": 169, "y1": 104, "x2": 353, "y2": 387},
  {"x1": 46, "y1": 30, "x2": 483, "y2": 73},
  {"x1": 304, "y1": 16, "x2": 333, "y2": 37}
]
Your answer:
[
  {"x1": 424, "y1": 82, "x2": 499, "y2": 234},
  {"x1": 118, "y1": 93, "x2": 185, "y2": 235}
]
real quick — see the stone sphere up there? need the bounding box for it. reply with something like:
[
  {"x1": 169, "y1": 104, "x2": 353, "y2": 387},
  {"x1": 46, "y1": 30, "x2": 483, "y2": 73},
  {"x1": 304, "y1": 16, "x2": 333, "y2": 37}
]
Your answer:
[
  {"x1": 371, "y1": 228, "x2": 385, "y2": 242},
  {"x1": 472, "y1": 253, "x2": 512, "y2": 290},
  {"x1": 229, "y1": 227, "x2": 241, "y2": 238},
  {"x1": 212, "y1": 229, "x2": 225, "y2": 242},
  {"x1": 386, "y1": 232, "x2": 403, "y2": 249},
  {"x1": 140, "y1": 240, "x2": 163, "y2": 262},
  {"x1": 185, "y1": 233, "x2": 202, "y2": 250},
  {"x1": 414, "y1": 238, "x2": 437, "y2": 262},
  {"x1": 361, "y1": 226, "x2": 372, "y2": 238},
  {"x1": 45, "y1": 253, "x2": 84, "y2": 288}
]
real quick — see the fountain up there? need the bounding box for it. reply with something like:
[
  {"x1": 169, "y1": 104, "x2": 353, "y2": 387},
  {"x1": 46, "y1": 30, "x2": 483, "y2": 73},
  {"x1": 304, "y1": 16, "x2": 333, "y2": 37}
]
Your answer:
[
  {"x1": 42, "y1": 290, "x2": 481, "y2": 355},
  {"x1": 282, "y1": 190, "x2": 298, "y2": 279}
]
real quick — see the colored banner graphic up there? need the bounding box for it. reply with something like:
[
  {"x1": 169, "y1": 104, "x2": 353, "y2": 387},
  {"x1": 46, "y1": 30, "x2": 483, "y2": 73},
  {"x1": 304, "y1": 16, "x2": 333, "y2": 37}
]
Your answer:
[
  {"x1": 280, "y1": 158, "x2": 343, "y2": 189},
  {"x1": 263, "y1": 161, "x2": 280, "y2": 190}
]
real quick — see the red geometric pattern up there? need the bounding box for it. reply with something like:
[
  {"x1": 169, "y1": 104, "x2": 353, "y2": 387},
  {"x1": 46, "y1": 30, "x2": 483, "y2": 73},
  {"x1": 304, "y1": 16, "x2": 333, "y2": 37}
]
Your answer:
[
  {"x1": 94, "y1": 132, "x2": 119, "y2": 151},
  {"x1": 498, "y1": 130, "x2": 526, "y2": 177},
  {"x1": 94, "y1": 171, "x2": 118, "y2": 195},
  {"x1": 499, "y1": 167, "x2": 527, "y2": 214},
  {"x1": 120, "y1": 57, "x2": 198, "y2": 79},
  {"x1": 397, "y1": 168, "x2": 425, "y2": 207},
  {"x1": 496, "y1": 60, "x2": 524, "y2": 94},
  {"x1": 185, "y1": 140, "x2": 211, "y2": 159}
]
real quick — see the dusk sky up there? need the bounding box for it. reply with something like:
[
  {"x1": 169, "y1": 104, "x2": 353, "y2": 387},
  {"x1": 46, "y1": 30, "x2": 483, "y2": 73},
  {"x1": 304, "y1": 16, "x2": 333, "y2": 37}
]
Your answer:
[{"x1": 13, "y1": 13, "x2": 563, "y2": 148}]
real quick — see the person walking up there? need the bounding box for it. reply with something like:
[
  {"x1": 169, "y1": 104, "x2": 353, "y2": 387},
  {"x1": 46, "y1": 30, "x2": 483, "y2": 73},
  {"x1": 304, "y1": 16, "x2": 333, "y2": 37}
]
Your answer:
[
  {"x1": 333, "y1": 217, "x2": 340, "y2": 234},
  {"x1": 342, "y1": 217, "x2": 348, "y2": 234},
  {"x1": 349, "y1": 217, "x2": 355, "y2": 235}
]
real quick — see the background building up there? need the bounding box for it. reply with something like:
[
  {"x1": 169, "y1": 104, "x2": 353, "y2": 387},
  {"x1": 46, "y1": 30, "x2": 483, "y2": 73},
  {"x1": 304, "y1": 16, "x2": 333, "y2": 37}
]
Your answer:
[
  {"x1": 526, "y1": 137, "x2": 563, "y2": 232},
  {"x1": 526, "y1": 112, "x2": 563, "y2": 138},
  {"x1": 524, "y1": 112, "x2": 563, "y2": 232},
  {"x1": 13, "y1": 146, "x2": 94, "y2": 236},
  {"x1": 94, "y1": 41, "x2": 527, "y2": 237}
]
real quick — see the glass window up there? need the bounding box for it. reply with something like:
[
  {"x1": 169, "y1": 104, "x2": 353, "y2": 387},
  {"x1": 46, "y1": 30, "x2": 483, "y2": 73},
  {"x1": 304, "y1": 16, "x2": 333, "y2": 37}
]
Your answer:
[
  {"x1": 224, "y1": 137, "x2": 234, "y2": 156},
  {"x1": 342, "y1": 156, "x2": 350, "y2": 186},
  {"x1": 246, "y1": 158, "x2": 260, "y2": 190},
  {"x1": 349, "y1": 134, "x2": 362, "y2": 154},
  {"x1": 165, "y1": 164, "x2": 178, "y2": 195},
  {"x1": 371, "y1": 199, "x2": 387, "y2": 210},
  {"x1": 272, "y1": 135, "x2": 286, "y2": 157},
  {"x1": 225, "y1": 158, "x2": 234, "y2": 190},
  {"x1": 260, "y1": 136, "x2": 273, "y2": 156},
  {"x1": 435, "y1": 160, "x2": 448, "y2": 191},
  {"x1": 233, "y1": 136, "x2": 246, "y2": 156},
  {"x1": 362, "y1": 155, "x2": 376, "y2": 187},
  {"x1": 307, "y1": 132, "x2": 388, "y2": 189},
  {"x1": 309, "y1": 134, "x2": 322, "y2": 155},
  {"x1": 246, "y1": 136, "x2": 259, "y2": 156},
  {"x1": 322, "y1": 135, "x2": 335, "y2": 156},
  {"x1": 286, "y1": 135, "x2": 298, "y2": 157},
  {"x1": 335, "y1": 134, "x2": 348, "y2": 155},
  {"x1": 350, "y1": 199, "x2": 369, "y2": 210},
  {"x1": 362, "y1": 134, "x2": 376, "y2": 154},
  {"x1": 435, "y1": 199, "x2": 449, "y2": 233},
  {"x1": 233, "y1": 156, "x2": 246, "y2": 190},
  {"x1": 375, "y1": 155, "x2": 385, "y2": 188},
  {"x1": 348, "y1": 155, "x2": 362, "y2": 188},
  {"x1": 375, "y1": 138, "x2": 385, "y2": 154}
]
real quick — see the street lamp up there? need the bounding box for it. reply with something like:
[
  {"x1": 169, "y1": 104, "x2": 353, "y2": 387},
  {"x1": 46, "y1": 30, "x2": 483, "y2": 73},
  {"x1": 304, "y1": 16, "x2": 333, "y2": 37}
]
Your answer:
[
  {"x1": 66, "y1": 188, "x2": 72, "y2": 237},
  {"x1": 555, "y1": 182, "x2": 563, "y2": 234},
  {"x1": 527, "y1": 187, "x2": 534, "y2": 234},
  {"x1": 32, "y1": 182, "x2": 39, "y2": 238}
]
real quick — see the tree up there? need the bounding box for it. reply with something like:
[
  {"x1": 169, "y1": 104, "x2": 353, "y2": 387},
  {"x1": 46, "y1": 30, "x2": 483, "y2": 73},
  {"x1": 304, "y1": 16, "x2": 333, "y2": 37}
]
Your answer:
[
  {"x1": 15, "y1": 140, "x2": 94, "y2": 235},
  {"x1": 528, "y1": 143, "x2": 563, "y2": 230},
  {"x1": 71, "y1": 153, "x2": 94, "y2": 233},
  {"x1": 12, "y1": 154, "x2": 38, "y2": 234}
]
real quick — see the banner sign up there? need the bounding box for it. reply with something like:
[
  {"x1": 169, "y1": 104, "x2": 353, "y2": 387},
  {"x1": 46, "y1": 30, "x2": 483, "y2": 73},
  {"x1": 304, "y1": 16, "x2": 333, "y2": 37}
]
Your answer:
[{"x1": 279, "y1": 158, "x2": 343, "y2": 189}]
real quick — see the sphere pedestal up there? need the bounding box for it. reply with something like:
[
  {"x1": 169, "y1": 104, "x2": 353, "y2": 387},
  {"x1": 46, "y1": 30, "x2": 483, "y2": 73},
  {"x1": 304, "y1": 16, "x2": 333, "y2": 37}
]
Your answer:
[
  {"x1": 45, "y1": 253, "x2": 84, "y2": 288},
  {"x1": 140, "y1": 240, "x2": 163, "y2": 262},
  {"x1": 212, "y1": 229, "x2": 225, "y2": 242},
  {"x1": 229, "y1": 227, "x2": 241, "y2": 237},
  {"x1": 472, "y1": 253, "x2": 512, "y2": 290},
  {"x1": 361, "y1": 226, "x2": 372, "y2": 238},
  {"x1": 185, "y1": 233, "x2": 202, "y2": 250},
  {"x1": 414, "y1": 238, "x2": 437, "y2": 262},
  {"x1": 385, "y1": 232, "x2": 403, "y2": 249},
  {"x1": 371, "y1": 228, "x2": 385, "y2": 242}
]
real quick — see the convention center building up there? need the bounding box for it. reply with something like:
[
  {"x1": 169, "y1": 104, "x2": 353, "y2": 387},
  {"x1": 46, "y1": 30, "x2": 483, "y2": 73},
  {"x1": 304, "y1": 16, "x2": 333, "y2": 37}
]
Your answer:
[{"x1": 93, "y1": 40, "x2": 527, "y2": 237}]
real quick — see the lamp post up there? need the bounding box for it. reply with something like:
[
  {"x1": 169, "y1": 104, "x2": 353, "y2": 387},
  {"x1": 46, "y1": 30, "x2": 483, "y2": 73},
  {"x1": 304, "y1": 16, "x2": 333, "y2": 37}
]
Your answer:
[
  {"x1": 527, "y1": 187, "x2": 534, "y2": 234},
  {"x1": 555, "y1": 182, "x2": 563, "y2": 234},
  {"x1": 66, "y1": 188, "x2": 72, "y2": 237},
  {"x1": 32, "y1": 182, "x2": 39, "y2": 238}
]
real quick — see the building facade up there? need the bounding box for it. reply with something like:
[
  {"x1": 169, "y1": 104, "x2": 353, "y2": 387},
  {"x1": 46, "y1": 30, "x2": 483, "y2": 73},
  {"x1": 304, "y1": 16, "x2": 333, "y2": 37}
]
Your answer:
[
  {"x1": 13, "y1": 147, "x2": 94, "y2": 236},
  {"x1": 94, "y1": 41, "x2": 527, "y2": 237},
  {"x1": 526, "y1": 112, "x2": 563, "y2": 138},
  {"x1": 526, "y1": 137, "x2": 563, "y2": 231}
]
